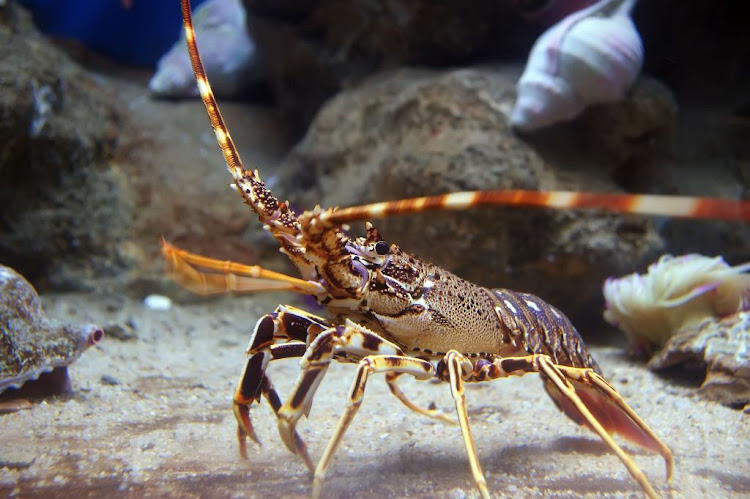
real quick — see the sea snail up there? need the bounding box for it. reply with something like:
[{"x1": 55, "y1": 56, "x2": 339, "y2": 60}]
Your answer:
[{"x1": 511, "y1": 0, "x2": 644, "y2": 132}]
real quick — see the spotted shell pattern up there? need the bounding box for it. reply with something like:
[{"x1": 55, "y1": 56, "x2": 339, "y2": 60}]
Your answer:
[{"x1": 0, "y1": 265, "x2": 102, "y2": 394}]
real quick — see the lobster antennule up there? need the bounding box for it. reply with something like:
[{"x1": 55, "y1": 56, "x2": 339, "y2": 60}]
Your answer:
[
  {"x1": 180, "y1": 0, "x2": 300, "y2": 236},
  {"x1": 161, "y1": 239, "x2": 327, "y2": 296},
  {"x1": 322, "y1": 190, "x2": 750, "y2": 224}
]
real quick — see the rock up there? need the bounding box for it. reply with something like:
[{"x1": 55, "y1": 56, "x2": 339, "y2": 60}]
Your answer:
[
  {"x1": 580, "y1": 77, "x2": 678, "y2": 189},
  {"x1": 241, "y1": 0, "x2": 533, "y2": 132},
  {"x1": 649, "y1": 312, "x2": 750, "y2": 408},
  {"x1": 241, "y1": 0, "x2": 750, "y2": 138},
  {"x1": 275, "y1": 67, "x2": 664, "y2": 323},
  {"x1": 0, "y1": 3, "x2": 134, "y2": 291},
  {"x1": 102, "y1": 322, "x2": 137, "y2": 342}
]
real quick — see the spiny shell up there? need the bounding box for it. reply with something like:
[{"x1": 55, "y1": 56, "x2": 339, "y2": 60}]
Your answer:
[
  {"x1": 511, "y1": 0, "x2": 643, "y2": 131},
  {"x1": 0, "y1": 265, "x2": 103, "y2": 394}
]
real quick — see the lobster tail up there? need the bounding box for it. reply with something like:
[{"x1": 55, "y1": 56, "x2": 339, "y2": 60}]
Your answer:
[{"x1": 543, "y1": 374, "x2": 673, "y2": 481}]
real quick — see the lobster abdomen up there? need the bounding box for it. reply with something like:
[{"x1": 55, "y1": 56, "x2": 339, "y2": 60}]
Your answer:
[{"x1": 490, "y1": 288, "x2": 601, "y2": 373}]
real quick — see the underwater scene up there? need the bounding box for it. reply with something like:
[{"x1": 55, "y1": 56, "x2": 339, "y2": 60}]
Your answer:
[{"x1": 1, "y1": 0, "x2": 748, "y2": 497}]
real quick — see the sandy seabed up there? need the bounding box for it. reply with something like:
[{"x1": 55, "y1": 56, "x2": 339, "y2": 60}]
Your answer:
[{"x1": 1, "y1": 291, "x2": 748, "y2": 498}]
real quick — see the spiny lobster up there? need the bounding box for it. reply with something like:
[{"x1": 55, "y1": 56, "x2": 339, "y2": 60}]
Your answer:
[{"x1": 166, "y1": 1, "x2": 750, "y2": 497}]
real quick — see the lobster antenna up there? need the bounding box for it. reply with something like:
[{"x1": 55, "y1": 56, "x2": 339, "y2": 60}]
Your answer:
[
  {"x1": 181, "y1": 0, "x2": 301, "y2": 238},
  {"x1": 181, "y1": 1, "x2": 748, "y2": 228},
  {"x1": 321, "y1": 190, "x2": 750, "y2": 224},
  {"x1": 181, "y1": 0, "x2": 243, "y2": 177}
]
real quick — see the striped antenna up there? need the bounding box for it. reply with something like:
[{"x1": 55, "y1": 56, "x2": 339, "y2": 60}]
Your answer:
[
  {"x1": 321, "y1": 190, "x2": 750, "y2": 224},
  {"x1": 181, "y1": 0, "x2": 242, "y2": 178},
  {"x1": 181, "y1": 0, "x2": 748, "y2": 229},
  {"x1": 180, "y1": 0, "x2": 299, "y2": 234}
]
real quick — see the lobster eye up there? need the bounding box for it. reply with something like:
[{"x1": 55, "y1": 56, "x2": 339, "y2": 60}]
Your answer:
[{"x1": 375, "y1": 240, "x2": 390, "y2": 255}]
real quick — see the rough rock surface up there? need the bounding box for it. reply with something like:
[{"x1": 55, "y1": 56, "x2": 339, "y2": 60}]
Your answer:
[
  {"x1": 242, "y1": 0, "x2": 750, "y2": 137},
  {"x1": 0, "y1": 2, "x2": 289, "y2": 296},
  {"x1": 242, "y1": 0, "x2": 534, "y2": 131},
  {"x1": 649, "y1": 311, "x2": 750, "y2": 408},
  {"x1": 578, "y1": 77, "x2": 678, "y2": 189},
  {"x1": 275, "y1": 67, "x2": 665, "y2": 322},
  {"x1": 0, "y1": 4, "x2": 131, "y2": 290}
]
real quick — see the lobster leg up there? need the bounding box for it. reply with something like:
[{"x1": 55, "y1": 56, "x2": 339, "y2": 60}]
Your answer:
[
  {"x1": 233, "y1": 307, "x2": 329, "y2": 468},
  {"x1": 311, "y1": 355, "x2": 435, "y2": 499},
  {"x1": 233, "y1": 343, "x2": 308, "y2": 443},
  {"x1": 385, "y1": 371, "x2": 457, "y2": 425},
  {"x1": 550, "y1": 364, "x2": 674, "y2": 479},
  {"x1": 232, "y1": 304, "x2": 446, "y2": 468},
  {"x1": 276, "y1": 320, "x2": 407, "y2": 453},
  {"x1": 444, "y1": 350, "x2": 491, "y2": 499},
  {"x1": 482, "y1": 354, "x2": 670, "y2": 499},
  {"x1": 233, "y1": 351, "x2": 269, "y2": 449},
  {"x1": 234, "y1": 366, "x2": 314, "y2": 472}
]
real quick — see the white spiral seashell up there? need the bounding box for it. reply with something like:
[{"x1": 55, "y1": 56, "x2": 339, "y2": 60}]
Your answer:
[
  {"x1": 511, "y1": 0, "x2": 644, "y2": 132},
  {"x1": 149, "y1": 0, "x2": 261, "y2": 98}
]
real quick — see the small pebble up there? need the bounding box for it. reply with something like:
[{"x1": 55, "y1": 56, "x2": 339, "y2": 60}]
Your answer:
[
  {"x1": 100, "y1": 374, "x2": 120, "y2": 386},
  {"x1": 103, "y1": 323, "x2": 137, "y2": 342},
  {"x1": 447, "y1": 488, "x2": 468, "y2": 499},
  {"x1": 125, "y1": 315, "x2": 138, "y2": 330},
  {"x1": 144, "y1": 294, "x2": 172, "y2": 311}
]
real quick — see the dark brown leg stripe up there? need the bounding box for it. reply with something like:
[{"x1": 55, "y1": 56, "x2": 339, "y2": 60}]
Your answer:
[
  {"x1": 239, "y1": 353, "x2": 267, "y2": 401},
  {"x1": 260, "y1": 373, "x2": 315, "y2": 472},
  {"x1": 361, "y1": 332, "x2": 384, "y2": 352},
  {"x1": 270, "y1": 342, "x2": 307, "y2": 359},
  {"x1": 281, "y1": 310, "x2": 328, "y2": 342},
  {"x1": 306, "y1": 334, "x2": 335, "y2": 362},
  {"x1": 450, "y1": 361, "x2": 463, "y2": 394},
  {"x1": 261, "y1": 376, "x2": 282, "y2": 412},
  {"x1": 249, "y1": 314, "x2": 276, "y2": 353},
  {"x1": 290, "y1": 369, "x2": 323, "y2": 409},
  {"x1": 499, "y1": 357, "x2": 533, "y2": 374}
]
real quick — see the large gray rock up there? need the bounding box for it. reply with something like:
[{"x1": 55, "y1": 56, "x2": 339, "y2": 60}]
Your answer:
[
  {"x1": 0, "y1": 4, "x2": 134, "y2": 290},
  {"x1": 242, "y1": 0, "x2": 533, "y2": 132}
]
